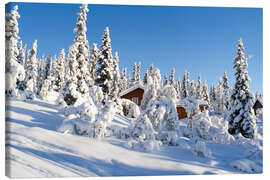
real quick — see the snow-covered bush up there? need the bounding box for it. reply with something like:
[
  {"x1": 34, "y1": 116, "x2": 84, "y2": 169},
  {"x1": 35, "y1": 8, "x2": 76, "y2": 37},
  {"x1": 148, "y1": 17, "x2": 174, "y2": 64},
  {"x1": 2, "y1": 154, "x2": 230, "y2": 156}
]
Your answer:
[
  {"x1": 119, "y1": 99, "x2": 140, "y2": 118},
  {"x1": 40, "y1": 78, "x2": 52, "y2": 99},
  {"x1": 93, "y1": 101, "x2": 116, "y2": 139},
  {"x1": 192, "y1": 140, "x2": 212, "y2": 158},
  {"x1": 58, "y1": 114, "x2": 92, "y2": 136},
  {"x1": 184, "y1": 110, "x2": 212, "y2": 140},
  {"x1": 58, "y1": 95, "x2": 98, "y2": 136},
  {"x1": 210, "y1": 115, "x2": 235, "y2": 144},
  {"x1": 89, "y1": 85, "x2": 104, "y2": 105},
  {"x1": 128, "y1": 114, "x2": 162, "y2": 151}
]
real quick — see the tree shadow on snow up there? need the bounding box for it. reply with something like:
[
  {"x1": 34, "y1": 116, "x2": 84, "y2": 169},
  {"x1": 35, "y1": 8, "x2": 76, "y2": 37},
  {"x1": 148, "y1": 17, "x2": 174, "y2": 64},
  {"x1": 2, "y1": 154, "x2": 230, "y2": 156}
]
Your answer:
[
  {"x1": 6, "y1": 105, "x2": 64, "y2": 132},
  {"x1": 7, "y1": 144, "x2": 199, "y2": 177}
]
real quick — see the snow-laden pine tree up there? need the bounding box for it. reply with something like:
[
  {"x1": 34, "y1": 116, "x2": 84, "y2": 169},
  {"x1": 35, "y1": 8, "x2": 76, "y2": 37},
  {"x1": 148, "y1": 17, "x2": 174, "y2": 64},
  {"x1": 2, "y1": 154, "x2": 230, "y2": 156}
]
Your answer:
[
  {"x1": 53, "y1": 49, "x2": 66, "y2": 92},
  {"x1": 36, "y1": 55, "x2": 46, "y2": 95},
  {"x1": 149, "y1": 64, "x2": 154, "y2": 75},
  {"x1": 217, "y1": 77, "x2": 224, "y2": 114},
  {"x1": 131, "y1": 62, "x2": 137, "y2": 85},
  {"x1": 50, "y1": 55, "x2": 58, "y2": 90},
  {"x1": 189, "y1": 80, "x2": 196, "y2": 98},
  {"x1": 182, "y1": 70, "x2": 189, "y2": 98},
  {"x1": 74, "y1": 4, "x2": 91, "y2": 93},
  {"x1": 143, "y1": 70, "x2": 148, "y2": 85},
  {"x1": 141, "y1": 67, "x2": 161, "y2": 110},
  {"x1": 202, "y1": 81, "x2": 210, "y2": 104},
  {"x1": 169, "y1": 68, "x2": 175, "y2": 87},
  {"x1": 24, "y1": 40, "x2": 38, "y2": 98},
  {"x1": 222, "y1": 71, "x2": 231, "y2": 110},
  {"x1": 61, "y1": 44, "x2": 79, "y2": 105},
  {"x1": 163, "y1": 74, "x2": 169, "y2": 86},
  {"x1": 196, "y1": 74, "x2": 203, "y2": 99},
  {"x1": 120, "y1": 68, "x2": 128, "y2": 92},
  {"x1": 5, "y1": 5, "x2": 25, "y2": 97},
  {"x1": 209, "y1": 84, "x2": 218, "y2": 113},
  {"x1": 44, "y1": 55, "x2": 52, "y2": 80},
  {"x1": 95, "y1": 27, "x2": 114, "y2": 101},
  {"x1": 228, "y1": 38, "x2": 257, "y2": 139},
  {"x1": 175, "y1": 77, "x2": 182, "y2": 99},
  {"x1": 111, "y1": 51, "x2": 121, "y2": 99},
  {"x1": 17, "y1": 40, "x2": 26, "y2": 65},
  {"x1": 136, "y1": 62, "x2": 141, "y2": 84},
  {"x1": 89, "y1": 43, "x2": 99, "y2": 81}
]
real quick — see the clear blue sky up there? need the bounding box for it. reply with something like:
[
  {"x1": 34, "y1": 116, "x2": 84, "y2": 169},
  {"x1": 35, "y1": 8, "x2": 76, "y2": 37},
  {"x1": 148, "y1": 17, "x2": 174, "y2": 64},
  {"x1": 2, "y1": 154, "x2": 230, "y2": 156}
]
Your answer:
[{"x1": 6, "y1": 2, "x2": 262, "y2": 94}]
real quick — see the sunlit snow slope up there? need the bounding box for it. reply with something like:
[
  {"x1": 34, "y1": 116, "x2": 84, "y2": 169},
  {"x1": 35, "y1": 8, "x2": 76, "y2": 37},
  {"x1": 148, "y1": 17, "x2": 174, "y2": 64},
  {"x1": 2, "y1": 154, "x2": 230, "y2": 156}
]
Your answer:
[{"x1": 6, "y1": 99, "x2": 246, "y2": 178}]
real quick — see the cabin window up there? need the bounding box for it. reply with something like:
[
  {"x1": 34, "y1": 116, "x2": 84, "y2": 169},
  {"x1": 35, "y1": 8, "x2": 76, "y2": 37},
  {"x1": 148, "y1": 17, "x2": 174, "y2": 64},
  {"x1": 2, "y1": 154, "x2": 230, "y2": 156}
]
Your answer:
[{"x1": 132, "y1": 97, "x2": 139, "y2": 105}]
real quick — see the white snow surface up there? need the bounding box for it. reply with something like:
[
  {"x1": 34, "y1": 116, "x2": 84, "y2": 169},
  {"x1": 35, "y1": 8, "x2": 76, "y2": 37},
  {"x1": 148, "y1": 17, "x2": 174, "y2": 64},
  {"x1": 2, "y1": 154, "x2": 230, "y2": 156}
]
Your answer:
[{"x1": 5, "y1": 99, "x2": 262, "y2": 178}]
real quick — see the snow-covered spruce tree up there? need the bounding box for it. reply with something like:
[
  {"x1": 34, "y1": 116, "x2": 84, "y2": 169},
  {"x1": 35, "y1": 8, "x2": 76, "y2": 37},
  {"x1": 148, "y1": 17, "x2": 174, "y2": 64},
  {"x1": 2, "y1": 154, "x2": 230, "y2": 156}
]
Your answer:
[
  {"x1": 131, "y1": 62, "x2": 137, "y2": 85},
  {"x1": 44, "y1": 54, "x2": 52, "y2": 80},
  {"x1": 53, "y1": 49, "x2": 66, "y2": 92},
  {"x1": 61, "y1": 44, "x2": 79, "y2": 105},
  {"x1": 222, "y1": 71, "x2": 231, "y2": 110},
  {"x1": 120, "y1": 68, "x2": 128, "y2": 92},
  {"x1": 169, "y1": 68, "x2": 175, "y2": 87},
  {"x1": 16, "y1": 40, "x2": 27, "y2": 90},
  {"x1": 36, "y1": 55, "x2": 46, "y2": 95},
  {"x1": 175, "y1": 77, "x2": 181, "y2": 99},
  {"x1": 136, "y1": 62, "x2": 141, "y2": 84},
  {"x1": 202, "y1": 82, "x2": 210, "y2": 104},
  {"x1": 182, "y1": 70, "x2": 189, "y2": 98},
  {"x1": 127, "y1": 74, "x2": 131, "y2": 88},
  {"x1": 5, "y1": 5, "x2": 25, "y2": 97},
  {"x1": 149, "y1": 63, "x2": 154, "y2": 75},
  {"x1": 228, "y1": 38, "x2": 257, "y2": 139},
  {"x1": 217, "y1": 77, "x2": 224, "y2": 114},
  {"x1": 111, "y1": 52, "x2": 121, "y2": 99},
  {"x1": 50, "y1": 55, "x2": 58, "y2": 90},
  {"x1": 24, "y1": 40, "x2": 38, "y2": 98},
  {"x1": 74, "y1": 4, "x2": 91, "y2": 93},
  {"x1": 196, "y1": 74, "x2": 203, "y2": 99},
  {"x1": 89, "y1": 43, "x2": 99, "y2": 81},
  {"x1": 17, "y1": 40, "x2": 26, "y2": 65},
  {"x1": 163, "y1": 74, "x2": 169, "y2": 86},
  {"x1": 95, "y1": 27, "x2": 114, "y2": 101},
  {"x1": 141, "y1": 67, "x2": 162, "y2": 110},
  {"x1": 189, "y1": 80, "x2": 196, "y2": 98},
  {"x1": 143, "y1": 70, "x2": 148, "y2": 85},
  {"x1": 210, "y1": 84, "x2": 217, "y2": 104}
]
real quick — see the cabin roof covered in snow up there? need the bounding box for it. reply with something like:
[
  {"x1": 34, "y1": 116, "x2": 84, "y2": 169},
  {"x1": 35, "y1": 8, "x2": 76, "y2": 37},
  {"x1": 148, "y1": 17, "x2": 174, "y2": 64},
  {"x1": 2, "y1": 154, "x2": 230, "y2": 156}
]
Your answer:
[{"x1": 119, "y1": 84, "x2": 145, "y2": 97}]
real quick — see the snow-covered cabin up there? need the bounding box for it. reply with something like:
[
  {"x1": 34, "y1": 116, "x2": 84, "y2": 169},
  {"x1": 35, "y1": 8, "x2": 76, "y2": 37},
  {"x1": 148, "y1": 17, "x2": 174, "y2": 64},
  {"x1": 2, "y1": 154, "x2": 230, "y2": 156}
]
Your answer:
[
  {"x1": 176, "y1": 98, "x2": 209, "y2": 120},
  {"x1": 253, "y1": 97, "x2": 263, "y2": 115},
  {"x1": 119, "y1": 84, "x2": 145, "y2": 106}
]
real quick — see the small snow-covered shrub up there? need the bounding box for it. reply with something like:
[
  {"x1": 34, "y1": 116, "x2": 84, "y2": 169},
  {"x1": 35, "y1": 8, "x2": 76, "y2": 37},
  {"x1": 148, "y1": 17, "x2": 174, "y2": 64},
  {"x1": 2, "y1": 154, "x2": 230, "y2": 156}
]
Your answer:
[
  {"x1": 129, "y1": 114, "x2": 162, "y2": 151},
  {"x1": 58, "y1": 94, "x2": 98, "y2": 136},
  {"x1": 89, "y1": 85, "x2": 104, "y2": 105},
  {"x1": 192, "y1": 140, "x2": 212, "y2": 158},
  {"x1": 93, "y1": 101, "x2": 116, "y2": 139},
  {"x1": 58, "y1": 114, "x2": 92, "y2": 136},
  {"x1": 120, "y1": 99, "x2": 140, "y2": 118},
  {"x1": 185, "y1": 110, "x2": 212, "y2": 140}
]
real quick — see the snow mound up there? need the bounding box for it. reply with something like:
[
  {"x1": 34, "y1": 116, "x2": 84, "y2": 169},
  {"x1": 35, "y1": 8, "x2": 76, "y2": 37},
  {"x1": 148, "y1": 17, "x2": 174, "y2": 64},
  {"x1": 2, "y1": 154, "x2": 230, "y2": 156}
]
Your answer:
[{"x1": 230, "y1": 159, "x2": 262, "y2": 173}]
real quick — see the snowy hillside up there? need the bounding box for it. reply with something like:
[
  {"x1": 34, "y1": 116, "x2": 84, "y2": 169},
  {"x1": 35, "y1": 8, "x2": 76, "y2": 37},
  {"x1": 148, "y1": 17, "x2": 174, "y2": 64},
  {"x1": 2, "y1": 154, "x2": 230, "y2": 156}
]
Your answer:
[{"x1": 5, "y1": 99, "x2": 262, "y2": 178}]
